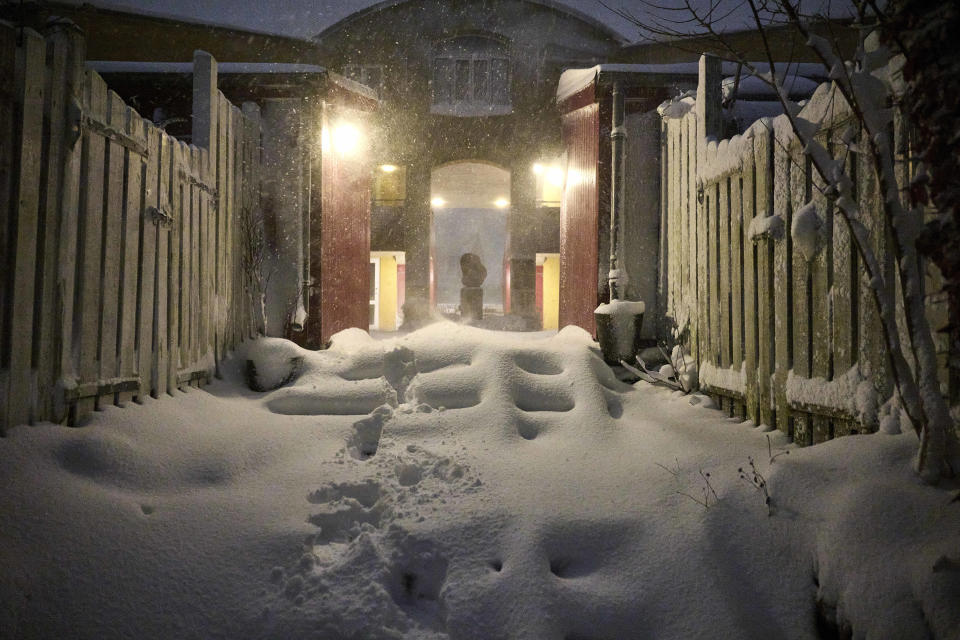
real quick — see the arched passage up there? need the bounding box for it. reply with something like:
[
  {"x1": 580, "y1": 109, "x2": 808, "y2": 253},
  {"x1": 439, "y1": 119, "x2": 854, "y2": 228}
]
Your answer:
[{"x1": 430, "y1": 160, "x2": 511, "y2": 314}]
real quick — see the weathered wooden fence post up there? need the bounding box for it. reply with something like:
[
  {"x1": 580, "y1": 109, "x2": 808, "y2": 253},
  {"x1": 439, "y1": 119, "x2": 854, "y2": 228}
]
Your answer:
[{"x1": 3, "y1": 28, "x2": 45, "y2": 429}]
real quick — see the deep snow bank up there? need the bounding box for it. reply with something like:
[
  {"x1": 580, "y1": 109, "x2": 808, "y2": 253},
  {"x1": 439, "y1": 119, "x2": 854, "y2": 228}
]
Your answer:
[{"x1": 0, "y1": 323, "x2": 956, "y2": 639}]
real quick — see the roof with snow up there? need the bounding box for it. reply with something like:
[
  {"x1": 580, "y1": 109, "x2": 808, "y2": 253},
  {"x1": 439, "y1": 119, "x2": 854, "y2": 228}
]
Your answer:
[
  {"x1": 557, "y1": 61, "x2": 830, "y2": 103},
  {"x1": 314, "y1": 0, "x2": 628, "y2": 44},
  {"x1": 87, "y1": 60, "x2": 379, "y2": 102}
]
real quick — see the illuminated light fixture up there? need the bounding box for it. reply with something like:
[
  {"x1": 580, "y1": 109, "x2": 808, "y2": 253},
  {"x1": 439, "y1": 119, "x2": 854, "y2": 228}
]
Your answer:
[
  {"x1": 494, "y1": 198, "x2": 509, "y2": 208},
  {"x1": 380, "y1": 164, "x2": 398, "y2": 173},
  {"x1": 330, "y1": 122, "x2": 361, "y2": 155},
  {"x1": 532, "y1": 163, "x2": 544, "y2": 175},
  {"x1": 431, "y1": 197, "x2": 446, "y2": 207},
  {"x1": 546, "y1": 166, "x2": 564, "y2": 187}
]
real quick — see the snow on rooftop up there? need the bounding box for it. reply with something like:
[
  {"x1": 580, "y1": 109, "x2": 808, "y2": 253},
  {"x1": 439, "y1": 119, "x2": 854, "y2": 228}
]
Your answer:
[{"x1": 557, "y1": 61, "x2": 828, "y2": 103}]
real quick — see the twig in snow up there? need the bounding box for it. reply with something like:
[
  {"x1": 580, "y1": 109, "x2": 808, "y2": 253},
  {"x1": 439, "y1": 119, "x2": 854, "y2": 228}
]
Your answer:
[
  {"x1": 739, "y1": 456, "x2": 772, "y2": 516},
  {"x1": 767, "y1": 434, "x2": 790, "y2": 465}
]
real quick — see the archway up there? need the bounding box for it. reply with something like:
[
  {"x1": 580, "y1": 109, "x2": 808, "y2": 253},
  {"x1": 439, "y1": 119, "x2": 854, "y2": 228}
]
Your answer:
[{"x1": 430, "y1": 161, "x2": 511, "y2": 316}]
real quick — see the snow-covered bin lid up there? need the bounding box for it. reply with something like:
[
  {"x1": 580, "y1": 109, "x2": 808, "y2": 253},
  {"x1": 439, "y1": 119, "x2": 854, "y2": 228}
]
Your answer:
[{"x1": 594, "y1": 299, "x2": 646, "y2": 316}]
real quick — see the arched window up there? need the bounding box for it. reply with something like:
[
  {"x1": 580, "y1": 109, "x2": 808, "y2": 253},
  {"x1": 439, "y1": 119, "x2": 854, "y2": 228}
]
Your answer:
[{"x1": 431, "y1": 35, "x2": 511, "y2": 116}]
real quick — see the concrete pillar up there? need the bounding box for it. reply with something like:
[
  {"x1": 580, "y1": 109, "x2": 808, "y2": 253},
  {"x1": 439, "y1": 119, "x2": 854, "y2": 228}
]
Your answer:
[
  {"x1": 402, "y1": 159, "x2": 432, "y2": 319},
  {"x1": 623, "y1": 109, "x2": 662, "y2": 341},
  {"x1": 260, "y1": 99, "x2": 307, "y2": 337},
  {"x1": 508, "y1": 154, "x2": 538, "y2": 320}
]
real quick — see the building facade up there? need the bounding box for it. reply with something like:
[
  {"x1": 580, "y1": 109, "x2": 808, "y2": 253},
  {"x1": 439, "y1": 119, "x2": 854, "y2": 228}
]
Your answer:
[{"x1": 314, "y1": 0, "x2": 625, "y2": 324}]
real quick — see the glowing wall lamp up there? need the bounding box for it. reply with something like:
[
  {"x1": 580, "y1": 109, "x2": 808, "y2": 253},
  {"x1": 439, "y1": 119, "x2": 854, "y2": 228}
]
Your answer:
[
  {"x1": 322, "y1": 120, "x2": 364, "y2": 156},
  {"x1": 379, "y1": 164, "x2": 398, "y2": 173},
  {"x1": 494, "y1": 198, "x2": 510, "y2": 208},
  {"x1": 546, "y1": 166, "x2": 564, "y2": 187},
  {"x1": 431, "y1": 197, "x2": 446, "y2": 208}
]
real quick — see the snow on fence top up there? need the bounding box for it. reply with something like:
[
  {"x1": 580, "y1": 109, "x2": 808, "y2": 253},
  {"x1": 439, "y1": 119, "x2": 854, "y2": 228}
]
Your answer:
[
  {"x1": 659, "y1": 78, "x2": 851, "y2": 184},
  {"x1": 557, "y1": 61, "x2": 827, "y2": 104}
]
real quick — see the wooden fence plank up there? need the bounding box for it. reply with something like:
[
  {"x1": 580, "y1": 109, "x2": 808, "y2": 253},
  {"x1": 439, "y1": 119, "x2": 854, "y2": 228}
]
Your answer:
[
  {"x1": 731, "y1": 172, "x2": 745, "y2": 418},
  {"x1": 166, "y1": 135, "x2": 181, "y2": 393},
  {"x1": 242, "y1": 101, "x2": 262, "y2": 338},
  {"x1": 742, "y1": 133, "x2": 759, "y2": 424},
  {"x1": 811, "y1": 134, "x2": 833, "y2": 443},
  {"x1": 97, "y1": 90, "x2": 126, "y2": 407},
  {"x1": 772, "y1": 132, "x2": 793, "y2": 437},
  {"x1": 831, "y1": 147, "x2": 857, "y2": 435},
  {"x1": 136, "y1": 125, "x2": 160, "y2": 401},
  {"x1": 216, "y1": 93, "x2": 229, "y2": 363},
  {"x1": 791, "y1": 148, "x2": 812, "y2": 446},
  {"x1": 33, "y1": 27, "x2": 70, "y2": 422},
  {"x1": 202, "y1": 146, "x2": 215, "y2": 374},
  {"x1": 0, "y1": 26, "x2": 16, "y2": 406},
  {"x1": 691, "y1": 115, "x2": 703, "y2": 363},
  {"x1": 191, "y1": 146, "x2": 202, "y2": 374},
  {"x1": 663, "y1": 120, "x2": 673, "y2": 324},
  {"x1": 190, "y1": 146, "x2": 201, "y2": 373},
  {"x1": 53, "y1": 26, "x2": 85, "y2": 422},
  {"x1": 719, "y1": 174, "x2": 732, "y2": 389},
  {"x1": 234, "y1": 105, "x2": 244, "y2": 347},
  {"x1": 719, "y1": 176, "x2": 730, "y2": 371},
  {"x1": 73, "y1": 69, "x2": 108, "y2": 422},
  {"x1": 117, "y1": 107, "x2": 144, "y2": 404},
  {"x1": 5, "y1": 28, "x2": 45, "y2": 428},
  {"x1": 153, "y1": 134, "x2": 171, "y2": 397},
  {"x1": 755, "y1": 128, "x2": 776, "y2": 429},
  {"x1": 227, "y1": 104, "x2": 239, "y2": 351},
  {"x1": 177, "y1": 142, "x2": 191, "y2": 377},
  {"x1": 709, "y1": 181, "x2": 721, "y2": 374}
]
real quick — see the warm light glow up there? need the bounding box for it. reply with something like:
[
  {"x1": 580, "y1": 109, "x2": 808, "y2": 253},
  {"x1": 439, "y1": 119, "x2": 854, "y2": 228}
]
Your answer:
[
  {"x1": 546, "y1": 166, "x2": 564, "y2": 187},
  {"x1": 532, "y1": 163, "x2": 544, "y2": 175},
  {"x1": 330, "y1": 122, "x2": 361, "y2": 155},
  {"x1": 494, "y1": 198, "x2": 509, "y2": 208},
  {"x1": 380, "y1": 164, "x2": 398, "y2": 173},
  {"x1": 431, "y1": 197, "x2": 446, "y2": 207}
]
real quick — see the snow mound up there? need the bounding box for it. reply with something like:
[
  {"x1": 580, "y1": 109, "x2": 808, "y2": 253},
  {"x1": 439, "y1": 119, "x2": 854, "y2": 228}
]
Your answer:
[
  {"x1": 251, "y1": 322, "x2": 632, "y2": 428},
  {"x1": 0, "y1": 322, "x2": 954, "y2": 639}
]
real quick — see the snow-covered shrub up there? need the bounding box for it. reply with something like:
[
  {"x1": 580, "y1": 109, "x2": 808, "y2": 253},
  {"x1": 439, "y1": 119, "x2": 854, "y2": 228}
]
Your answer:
[{"x1": 245, "y1": 338, "x2": 305, "y2": 391}]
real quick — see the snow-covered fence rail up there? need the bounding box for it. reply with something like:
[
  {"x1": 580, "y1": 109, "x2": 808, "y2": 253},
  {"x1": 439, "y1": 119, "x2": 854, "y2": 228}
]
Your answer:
[
  {"x1": 658, "y1": 55, "x2": 953, "y2": 444},
  {"x1": 0, "y1": 22, "x2": 263, "y2": 432}
]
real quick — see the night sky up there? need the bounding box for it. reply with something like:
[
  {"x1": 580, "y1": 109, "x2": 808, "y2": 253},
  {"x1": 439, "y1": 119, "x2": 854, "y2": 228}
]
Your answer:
[{"x1": 58, "y1": 0, "x2": 642, "y2": 38}]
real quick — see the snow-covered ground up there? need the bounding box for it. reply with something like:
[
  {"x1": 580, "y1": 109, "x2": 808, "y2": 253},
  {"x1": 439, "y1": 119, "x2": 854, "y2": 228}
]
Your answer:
[{"x1": 1, "y1": 324, "x2": 958, "y2": 639}]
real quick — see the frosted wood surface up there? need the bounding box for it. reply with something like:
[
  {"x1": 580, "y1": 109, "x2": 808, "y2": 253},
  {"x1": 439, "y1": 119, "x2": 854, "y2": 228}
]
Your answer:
[
  {"x1": 137, "y1": 126, "x2": 160, "y2": 400},
  {"x1": 75, "y1": 70, "x2": 108, "y2": 419},
  {"x1": 119, "y1": 109, "x2": 144, "y2": 382},
  {"x1": 791, "y1": 149, "x2": 811, "y2": 446},
  {"x1": 98, "y1": 90, "x2": 127, "y2": 400},
  {"x1": 34, "y1": 30, "x2": 70, "y2": 421},
  {"x1": 7, "y1": 29, "x2": 45, "y2": 427}
]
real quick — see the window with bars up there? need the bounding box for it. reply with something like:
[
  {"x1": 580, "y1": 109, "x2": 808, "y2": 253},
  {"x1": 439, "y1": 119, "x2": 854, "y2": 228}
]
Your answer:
[{"x1": 431, "y1": 36, "x2": 511, "y2": 116}]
